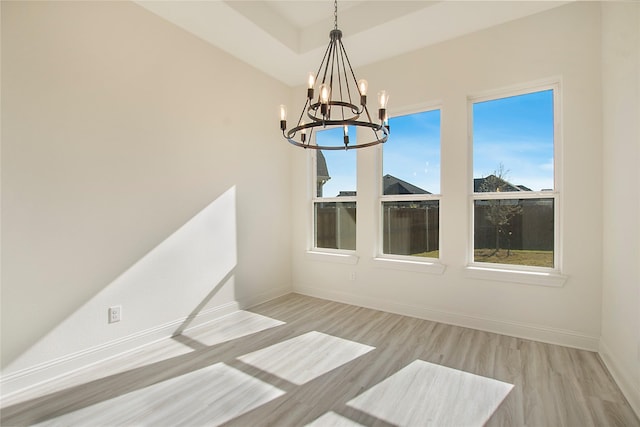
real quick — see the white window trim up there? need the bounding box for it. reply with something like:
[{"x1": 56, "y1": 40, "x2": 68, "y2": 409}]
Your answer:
[
  {"x1": 466, "y1": 80, "x2": 565, "y2": 287},
  {"x1": 375, "y1": 105, "x2": 445, "y2": 272},
  {"x1": 464, "y1": 265, "x2": 567, "y2": 287},
  {"x1": 306, "y1": 250, "x2": 359, "y2": 265},
  {"x1": 372, "y1": 256, "x2": 445, "y2": 274}
]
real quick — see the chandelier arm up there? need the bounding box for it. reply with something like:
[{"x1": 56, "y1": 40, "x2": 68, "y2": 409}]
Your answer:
[
  {"x1": 338, "y1": 40, "x2": 354, "y2": 109},
  {"x1": 320, "y1": 39, "x2": 334, "y2": 89},
  {"x1": 336, "y1": 46, "x2": 346, "y2": 123},
  {"x1": 314, "y1": 41, "x2": 333, "y2": 96},
  {"x1": 329, "y1": 39, "x2": 337, "y2": 105},
  {"x1": 362, "y1": 103, "x2": 375, "y2": 124},
  {"x1": 308, "y1": 127, "x2": 315, "y2": 146},
  {"x1": 317, "y1": 40, "x2": 333, "y2": 88},
  {"x1": 371, "y1": 120, "x2": 380, "y2": 143},
  {"x1": 338, "y1": 38, "x2": 362, "y2": 97},
  {"x1": 295, "y1": 97, "x2": 311, "y2": 133},
  {"x1": 338, "y1": 38, "x2": 364, "y2": 116}
]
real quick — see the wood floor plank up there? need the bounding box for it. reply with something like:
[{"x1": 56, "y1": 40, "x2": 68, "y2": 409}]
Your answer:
[{"x1": 2, "y1": 293, "x2": 638, "y2": 427}]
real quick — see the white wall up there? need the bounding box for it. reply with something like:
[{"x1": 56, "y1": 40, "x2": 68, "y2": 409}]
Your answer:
[
  {"x1": 600, "y1": 1, "x2": 640, "y2": 416},
  {"x1": 292, "y1": 3, "x2": 604, "y2": 350},
  {"x1": 1, "y1": 1, "x2": 292, "y2": 393}
]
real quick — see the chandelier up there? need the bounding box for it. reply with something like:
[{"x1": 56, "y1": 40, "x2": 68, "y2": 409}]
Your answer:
[{"x1": 279, "y1": 0, "x2": 390, "y2": 150}]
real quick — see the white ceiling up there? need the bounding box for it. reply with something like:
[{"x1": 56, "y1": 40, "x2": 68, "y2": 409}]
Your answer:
[{"x1": 136, "y1": 1, "x2": 570, "y2": 87}]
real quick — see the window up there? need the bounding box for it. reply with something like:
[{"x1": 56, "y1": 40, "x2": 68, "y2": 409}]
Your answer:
[
  {"x1": 380, "y1": 109, "x2": 441, "y2": 259},
  {"x1": 312, "y1": 127, "x2": 357, "y2": 251},
  {"x1": 470, "y1": 85, "x2": 559, "y2": 270}
]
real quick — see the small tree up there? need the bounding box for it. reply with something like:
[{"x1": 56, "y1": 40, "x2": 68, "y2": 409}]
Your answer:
[{"x1": 478, "y1": 164, "x2": 523, "y2": 256}]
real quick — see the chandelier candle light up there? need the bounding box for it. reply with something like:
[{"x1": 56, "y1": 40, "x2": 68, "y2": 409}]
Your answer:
[{"x1": 279, "y1": 0, "x2": 390, "y2": 150}]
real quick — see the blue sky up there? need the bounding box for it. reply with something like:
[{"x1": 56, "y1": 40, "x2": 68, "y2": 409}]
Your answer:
[
  {"x1": 383, "y1": 110, "x2": 441, "y2": 194},
  {"x1": 473, "y1": 89, "x2": 554, "y2": 191},
  {"x1": 316, "y1": 128, "x2": 358, "y2": 197},
  {"x1": 317, "y1": 89, "x2": 554, "y2": 196}
]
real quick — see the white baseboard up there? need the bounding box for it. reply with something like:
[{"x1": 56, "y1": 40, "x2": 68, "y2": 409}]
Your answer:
[
  {"x1": 293, "y1": 285, "x2": 600, "y2": 351},
  {"x1": 0, "y1": 301, "x2": 239, "y2": 402},
  {"x1": 599, "y1": 339, "x2": 640, "y2": 419},
  {"x1": 238, "y1": 285, "x2": 292, "y2": 310}
]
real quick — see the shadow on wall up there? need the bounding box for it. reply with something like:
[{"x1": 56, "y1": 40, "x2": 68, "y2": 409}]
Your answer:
[{"x1": 2, "y1": 186, "x2": 239, "y2": 395}]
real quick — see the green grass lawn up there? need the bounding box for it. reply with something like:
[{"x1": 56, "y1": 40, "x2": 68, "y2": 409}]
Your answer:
[
  {"x1": 474, "y1": 248, "x2": 553, "y2": 267},
  {"x1": 411, "y1": 250, "x2": 440, "y2": 258}
]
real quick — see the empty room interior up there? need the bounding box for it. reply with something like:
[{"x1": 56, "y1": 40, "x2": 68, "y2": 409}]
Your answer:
[{"x1": 1, "y1": 1, "x2": 639, "y2": 426}]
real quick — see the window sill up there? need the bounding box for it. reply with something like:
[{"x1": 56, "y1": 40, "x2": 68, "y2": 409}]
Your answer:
[
  {"x1": 372, "y1": 257, "x2": 446, "y2": 275},
  {"x1": 464, "y1": 265, "x2": 567, "y2": 287},
  {"x1": 305, "y1": 251, "x2": 359, "y2": 265}
]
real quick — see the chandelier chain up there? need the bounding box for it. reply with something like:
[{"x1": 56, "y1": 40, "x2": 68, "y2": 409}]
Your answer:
[{"x1": 334, "y1": 0, "x2": 338, "y2": 30}]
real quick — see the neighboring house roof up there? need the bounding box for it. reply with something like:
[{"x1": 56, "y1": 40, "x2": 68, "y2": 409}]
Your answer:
[
  {"x1": 383, "y1": 174, "x2": 431, "y2": 195},
  {"x1": 317, "y1": 151, "x2": 330, "y2": 182},
  {"x1": 474, "y1": 175, "x2": 529, "y2": 192},
  {"x1": 318, "y1": 150, "x2": 432, "y2": 197},
  {"x1": 336, "y1": 174, "x2": 431, "y2": 196}
]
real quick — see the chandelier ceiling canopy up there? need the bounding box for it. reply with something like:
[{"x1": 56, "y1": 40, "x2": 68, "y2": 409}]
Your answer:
[{"x1": 279, "y1": 0, "x2": 390, "y2": 150}]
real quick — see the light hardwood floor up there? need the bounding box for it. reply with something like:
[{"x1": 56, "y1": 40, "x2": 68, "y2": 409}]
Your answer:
[{"x1": 2, "y1": 293, "x2": 638, "y2": 426}]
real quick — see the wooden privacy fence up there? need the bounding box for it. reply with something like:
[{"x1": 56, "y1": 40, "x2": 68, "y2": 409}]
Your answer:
[
  {"x1": 315, "y1": 204, "x2": 356, "y2": 250},
  {"x1": 383, "y1": 205, "x2": 439, "y2": 255},
  {"x1": 316, "y1": 202, "x2": 440, "y2": 255},
  {"x1": 474, "y1": 199, "x2": 554, "y2": 251},
  {"x1": 316, "y1": 199, "x2": 552, "y2": 254}
]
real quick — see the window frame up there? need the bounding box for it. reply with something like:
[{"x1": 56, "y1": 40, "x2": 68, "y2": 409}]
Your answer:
[
  {"x1": 467, "y1": 80, "x2": 565, "y2": 284},
  {"x1": 308, "y1": 133, "x2": 358, "y2": 258},
  {"x1": 375, "y1": 105, "x2": 445, "y2": 273}
]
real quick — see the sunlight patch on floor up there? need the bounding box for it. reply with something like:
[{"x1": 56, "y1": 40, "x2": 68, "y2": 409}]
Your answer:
[
  {"x1": 178, "y1": 310, "x2": 285, "y2": 347},
  {"x1": 237, "y1": 331, "x2": 375, "y2": 385},
  {"x1": 347, "y1": 360, "x2": 513, "y2": 427},
  {"x1": 33, "y1": 363, "x2": 285, "y2": 426},
  {"x1": 306, "y1": 411, "x2": 366, "y2": 427}
]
